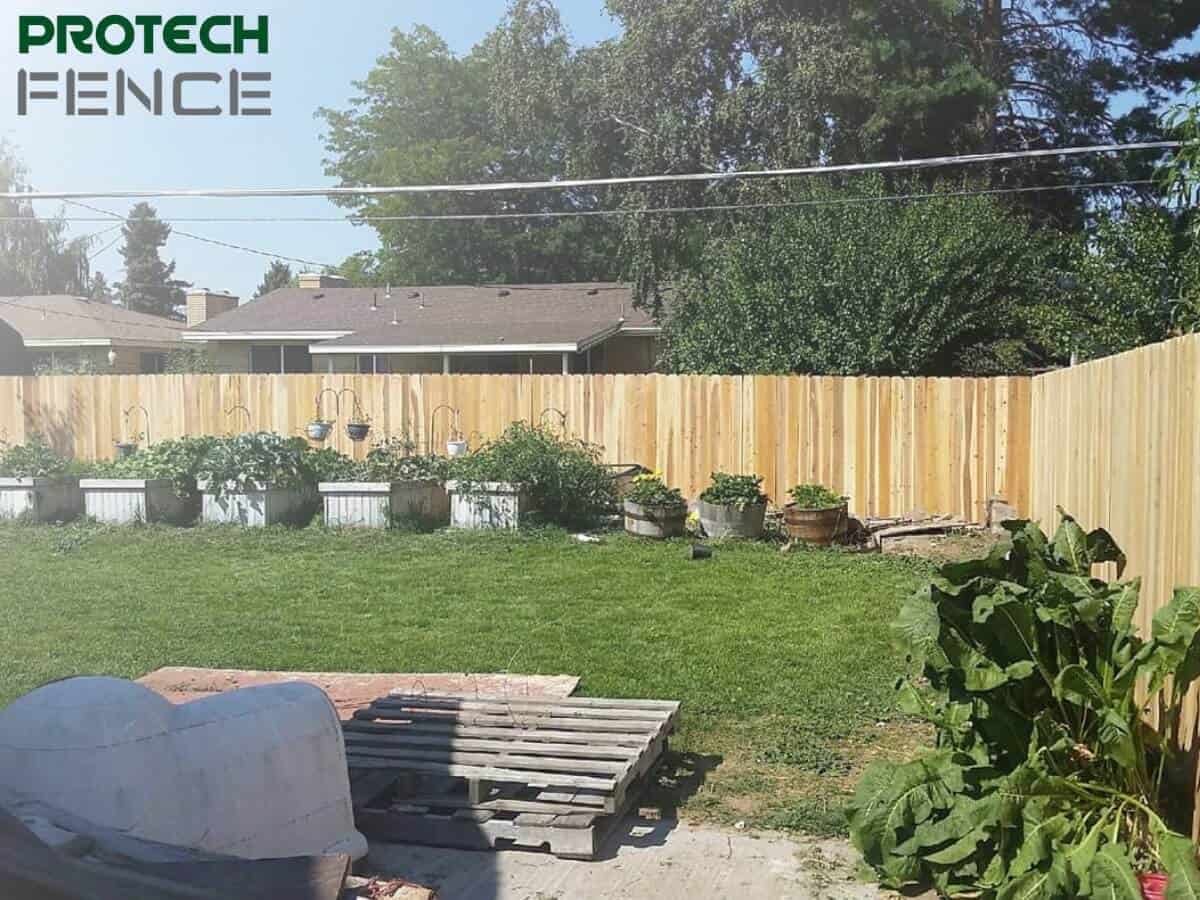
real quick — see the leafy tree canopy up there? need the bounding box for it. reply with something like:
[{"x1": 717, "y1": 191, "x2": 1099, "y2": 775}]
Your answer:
[
  {"x1": 254, "y1": 259, "x2": 295, "y2": 298},
  {"x1": 0, "y1": 142, "x2": 90, "y2": 296}
]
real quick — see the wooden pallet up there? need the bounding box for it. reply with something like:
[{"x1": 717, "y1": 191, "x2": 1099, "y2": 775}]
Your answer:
[{"x1": 344, "y1": 692, "x2": 679, "y2": 859}]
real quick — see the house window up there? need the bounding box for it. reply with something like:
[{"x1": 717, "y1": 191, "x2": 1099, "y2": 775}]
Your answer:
[
  {"x1": 249, "y1": 345, "x2": 313, "y2": 374},
  {"x1": 139, "y1": 352, "x2": 166, "y2": 374}
]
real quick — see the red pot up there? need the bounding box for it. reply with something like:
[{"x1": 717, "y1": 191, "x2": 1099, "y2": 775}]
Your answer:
[{"x1": 1139, "y1": 873, "x2": 1168, "y2": 900}]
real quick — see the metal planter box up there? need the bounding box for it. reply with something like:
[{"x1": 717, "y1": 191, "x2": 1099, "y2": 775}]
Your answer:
[
  {"x1": 198, "y1": 480, "x2": 316, "y2": 527},
  {"x1": 697, "y1": 499, "x2": 767, "y2": 539},
  {"x1": 319, "y1": 481, "x2": 450, "y2": 529},
  {"x1": 80, "y1": 479, "x2": 198, "y2": 526},
  {"x1": 0, "y1": 477, "x2": 83, "y2": 522},
  {"x1": 445, "y1": 481, "x2": 530, "y2": 530}
]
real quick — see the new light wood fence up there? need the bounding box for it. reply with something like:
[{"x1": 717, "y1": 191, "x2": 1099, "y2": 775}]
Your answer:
[{"x1": 0, "y1": 372, "x2": 1032, "y2": 520}]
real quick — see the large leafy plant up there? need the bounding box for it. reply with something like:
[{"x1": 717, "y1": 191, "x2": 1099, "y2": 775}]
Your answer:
[
  {"x1": 0, "y1": 434, "x2": 72, "y2": 478},
  {"x1": 699, "y1": 472, "x2": 766, "y2": 509},
  {"x1": 848, "y1": 512, "x2": 1200, "y2": 898},
  {"x1": 625, "y1": 472, "x2": 685, "y2": 509},
  {"x1": 448, "y1": 422, "x2": 614, "y2": 528},
  {"x1": 89, "y1": 436, "x2": 218, "y2": 498},
  {"x1": 194, "y1": 432, "x2": 314, "y2": 495}
]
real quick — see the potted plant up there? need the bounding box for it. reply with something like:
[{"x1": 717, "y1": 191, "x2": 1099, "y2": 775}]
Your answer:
[
  {"x1": 783, "y1": 482, "x2": 847, "y2": 546},
  {"x1": 0, "y1": 434, "x2": 83, "y2": 522},
  {"x1": 623, "y1": 471, "x2": 686, "y2": 539},
  {"x1": 318, "y1": 437, "x2": 450, "y2": 530},
  {"x1": 81, "y1": 436, "x2": 214, "y2": 525},
  {"x1": 697, "y1": 472, "x2": 768, "y2": 539},
  {"x1": 306, "y1": 419, "x2": 333, "y2": 442},
  {"x1": 446, "y1": 435, "x2": 469, "y2": 457},
  {"x1": 194, "y1": 432, "x2": 317, "y2": 526},
  {"x1": 345, "y1": 414, "x2": 371, "y2": 444},
  {"x1": 849, "y1": 513, "x2": 1200, "y2": 900},
  {"x1": 114, "y1": 434, "x2": 142, "y2": 459}
]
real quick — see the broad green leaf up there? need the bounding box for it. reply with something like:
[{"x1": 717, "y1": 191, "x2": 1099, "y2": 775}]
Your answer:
[
  {"x1": 1009, "y1": 804, "x2": 1070, "y2": 878},
  {"x1": 1097, "y1": 709, "x2": 1136, "y2": 769},
  {"x1": 1153, "y1": 588, "x2": 1200, "y2": 648},
  {"x1": 893, "y1": 588, "x2": 943, "y2": 665},
  {"x1": 1052, "y1": 513, "x2": 1090, "y2": 574},
  {"x1": 1087, "y1": 527, "x2": 1127, "y2": 578},
  {"x1": 1055, "y1": 664, "x2": 1109, "y2": 711},
  {"x1": 1089, "y1": 843, "x2": 1142, "y2": 900},
  {"x1": 962, "y1": 648, "x2": 1012, "y2": 691},
  {"x1": 997, "y1": 853, "x2": 1069, "y2": 899},
  {"x1": 1064, "y1": 816, "x2": 1103, "y2": 893},
  {"x1": 1160, "y1": 832, "x2": 1200, "y2": 900},
  {"x1": 1111, "y1": 578, "x2": 1142, "y2": 634}
]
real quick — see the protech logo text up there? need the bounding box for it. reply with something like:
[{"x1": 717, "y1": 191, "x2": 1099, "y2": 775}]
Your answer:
[{"x1": 16, "y1": 15, "x2": 272, "y2": 117}]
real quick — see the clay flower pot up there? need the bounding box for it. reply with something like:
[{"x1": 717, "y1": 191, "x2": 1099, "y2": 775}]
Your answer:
[
  {"x1": 1140, "y1": 873, "x2": 1168, "y2": 900},
  {"x1": 783, "y1": 502, "x2": 848, "y2": 546}
]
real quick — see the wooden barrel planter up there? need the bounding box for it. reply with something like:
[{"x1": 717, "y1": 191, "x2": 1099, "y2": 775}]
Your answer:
[
  {"x1": 697, "y1": 499, "x2": 766, "y2": 539},
  {"x1": 784, "y1": 503, "x2": 848, "y2": 546},
  {"x1": 624, "y1": 500, "x2": 686, "y2": 539}
]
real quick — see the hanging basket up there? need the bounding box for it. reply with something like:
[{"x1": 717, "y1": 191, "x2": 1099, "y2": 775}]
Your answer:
[
  {"x1": 306, "y1": 421, "x2": 332, "y2": 442},
  {"x1": 346, "y1": 422, "x2": 371, "y2": 443},
  {"x1": 114, "y1": 442, "x2": 138, "y2": 459},
  {"x1": 446, "y1": 438, "x2": 469, "y2": 457}
]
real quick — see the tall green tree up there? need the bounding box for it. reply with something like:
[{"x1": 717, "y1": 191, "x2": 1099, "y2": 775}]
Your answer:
[
  {"x1": 661, "y1": 177, "x2": 1064, "y2": 376},
  {"x1": 254, "y1": 260, "x2": 295, "y2": 297},
  {"x1": 0, "y1": 142, "x2": 90, "y2": 296},
  {"x1": 88, "y1": 271, "x2": 114, "y2": 304},
  {"x1": 116, "y1": 203, "x2": 187, "y2": 317}
]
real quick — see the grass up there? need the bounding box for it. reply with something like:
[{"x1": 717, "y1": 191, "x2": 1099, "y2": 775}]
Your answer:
[{"x1": 0, "y1": 521, "x2": 931, "y2": 835}]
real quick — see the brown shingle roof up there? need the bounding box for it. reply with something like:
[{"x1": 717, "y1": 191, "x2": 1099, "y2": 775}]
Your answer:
[
  {"x1": 187, "y1": 283, "x2": 658, "y2": 349},
  {"x1": 0, "y1": 296, "x2": 183, "y2": 348}
]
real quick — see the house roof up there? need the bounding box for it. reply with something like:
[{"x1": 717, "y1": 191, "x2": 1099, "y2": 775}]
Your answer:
[
  {"x1": 0, "y1": 296, "x2": 184, "y2": 349},
  {"x1": 185, "y1": 283, "x2": 659, "y2": 353}
]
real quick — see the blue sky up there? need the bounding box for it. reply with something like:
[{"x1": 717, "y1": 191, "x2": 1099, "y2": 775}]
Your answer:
[
  {"x1": 1, "y1": 5, "x2": 1195, "y2": 300},
  {"x1": 0, "y1": 2, "x2": 621, "y2": 298}
]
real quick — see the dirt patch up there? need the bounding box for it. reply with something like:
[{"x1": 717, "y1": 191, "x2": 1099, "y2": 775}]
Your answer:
[
  {"x1": 881, "y1": 529, "x2": 1000, "y2": 564},
  {"x1": 137, "y1": 667, "x2": 580, "y2": 719}
]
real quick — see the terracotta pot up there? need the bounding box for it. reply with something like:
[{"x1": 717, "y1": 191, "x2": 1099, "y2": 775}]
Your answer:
[
  {"x1": 1139, "y1": 873, "x2": 1168, "y2": 900},
  {"x1": 624, "y1": 499, "x2": 686, "y2": 539},
  {"x1": 783, "y1": 502, "x2": 847, "y2": 545}
]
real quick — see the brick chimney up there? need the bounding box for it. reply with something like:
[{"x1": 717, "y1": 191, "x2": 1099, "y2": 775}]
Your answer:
[
  {"x1": 186, "y1": 289, "x2": 239, "y2": 328},
  {"x1": 298, "y1": 272, "x2": 350, "y2": 290}
]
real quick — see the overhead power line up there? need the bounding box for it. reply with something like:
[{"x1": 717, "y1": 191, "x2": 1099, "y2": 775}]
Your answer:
[
  {"x1": 0, "y1": 141, "x2": 1179, "y2": 202},
  {"x1": 0, "y1": 178, "x2": 1160, "y2": 225}
]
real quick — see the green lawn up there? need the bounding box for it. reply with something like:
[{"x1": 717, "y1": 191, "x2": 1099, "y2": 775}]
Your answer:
[{"x1": 0, "y1": 522, "x2": 930, "y2": 834}]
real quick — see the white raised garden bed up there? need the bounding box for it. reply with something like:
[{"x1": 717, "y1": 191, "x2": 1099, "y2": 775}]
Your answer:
[
  {"x1": 80, "y1": 479, "x2": 197, "y2": 526},
  {"x1": 445, "y1": 480, "x2": 530, "y2": 530},
  {"x1": 319, "y1": 481, "x2": 450, "y2": 529},
  {"x1": 0, "y1": 477, "x2": 82, "y2": 522},
  {"x1": 198, "y1": 480, "x2": 315, "y2": 527}
]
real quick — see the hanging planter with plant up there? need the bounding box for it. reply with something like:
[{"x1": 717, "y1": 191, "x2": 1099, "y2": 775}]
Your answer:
[
  {"x1": 697, "y1": 472, "x2": 768, "y2": 539},
  {"x1": 783, "y1": 482, "x2": 847, "y2": 546},
  {"x1": 306, "y1": 389, "x2": 338, "y2": 443},
  {"x1": 623, "y1": 471, "x2": 686, "y2": 539}
]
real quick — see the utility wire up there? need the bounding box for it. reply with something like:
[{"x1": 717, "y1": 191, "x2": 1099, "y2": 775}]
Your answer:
[
  {"x1": 0, "y1": 141, "x2": 1180, "y2": 201},
  {"x1": 0, "y1": 178, "x2": 1160, "y2": 225}
]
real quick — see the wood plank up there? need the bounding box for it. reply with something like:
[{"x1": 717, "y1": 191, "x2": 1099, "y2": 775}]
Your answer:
[
  {"x1": 345, "y1": 756, "x2": 616, "y2": 791},
  {"x1": 370, "y1": 697, "x2": 673, "y2": 724},
  {"x1": 344, "y1": 717, "x2": 652, "y2": 747},
  {"x1": 358, "y1": 707, "x2": 664, "y2": 735},
  {"x1": 346, "y1": 745, "x2": 631, "y2": 776},
  {"x1": 384, "y1": 692, "x2": 680, "y2": 712},
  {"x1": 399, "y1": 795, "x2": 602, "y2": 819},
  {"x1": 343, "y1": 730, "x2": 644, "y2": 760}
]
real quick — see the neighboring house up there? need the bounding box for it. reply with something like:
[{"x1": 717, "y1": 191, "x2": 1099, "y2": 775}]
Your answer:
[
  {"x1": 0, "y1": 320, "x2": 28, "y2": 375},
  {"x1": 0, "y1": 296, "x2": 185, "y2": 374},
  {"x1": 182, "y1": 275, "x2": 662, "y2": 374}
]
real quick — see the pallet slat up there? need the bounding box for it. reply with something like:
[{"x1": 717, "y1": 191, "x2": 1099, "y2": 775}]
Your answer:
[
  {"x1": 371, "y1": 697, "x2": 672, "y2": 725},
  {"x1": 344, "y1": 731, "x2": 644, "y2": 760},
  {"x1": 346, "y1": 757, "x2": 616, "y2": 791},
  {"x1": 386, "y1": 692, "x2": 681, "y2": 712},
  {"x1": 359, "y1": 707, "x2": 662, "y2": 734},
  {"x1": 344, "y1": 717, "x2": 652, "y2": 747},
  {"x1": 347, "y1": 744, "x2": 630, "y2": 776}
]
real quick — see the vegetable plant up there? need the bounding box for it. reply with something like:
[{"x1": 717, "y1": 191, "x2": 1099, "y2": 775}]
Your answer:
[
  {"x1": 848, "y1": 511, "x2": 1200, "y2": 898},
  {"x1": 0, "y1": 434, "x2": 72, "y2": 478},
  {"x1": 625, "y1": 471, "x2": 686, "y2": 509},
  {"x1": 699, "y1": 472, "x2": 767, "y2": 509},
  {"x1": 448, "y1": 422, "x2": 614, "y2": 527},
  {"x1": 194, "y1": 432, "x2": 314, "y2": 495},
  {"x1": 364, "y1": 437, "x2": 448, "y2": 482},
  {"x1": 89, "y1": 436, "x2": 218, "y2": 498},
  {"x1": 788, "y1": 483, "x2": 845, "y2": 510}
]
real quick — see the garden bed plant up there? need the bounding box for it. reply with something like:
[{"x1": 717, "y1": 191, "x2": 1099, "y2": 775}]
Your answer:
[
  {"x1": 697, "y1": 472, "x2": 768, "y2": 539},
  {"x1": 314, "y1": 438, "x2": 451, "y2": 529},
  {"x1": 623, "y1": 471, "x2": 687, "y2": 539},
  {"x1": 447, "y1": 422, "x2": 613, "y2": 529},
  {"x1": 849, "y1": 511, "x2": 1200, "y2": 899},
  {"x1": 784, "y1": 482, "x2": 847, "y2": 545},
  {"x1": 81, "y1": 436, "x2": 218, "y2": 525},
  {"x1": 193, "y1": 432, "x2": 319, "y2": 526},
  {"x1": 0, "y1": 434, "x2": 83, "y2": 522}
]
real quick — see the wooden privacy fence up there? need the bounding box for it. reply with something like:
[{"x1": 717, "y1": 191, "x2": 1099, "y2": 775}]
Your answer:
[{"x1": 0, "y1": 372, "x2": 1032, "y2": 520}]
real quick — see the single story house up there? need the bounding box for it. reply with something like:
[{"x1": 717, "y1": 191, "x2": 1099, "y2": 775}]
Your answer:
[
  {"x1": 182, "y1": 275, "x2": 662, "y2": 374},
  {"x1": 0, "y1": 295, "x2": 186, "y2": 374}
]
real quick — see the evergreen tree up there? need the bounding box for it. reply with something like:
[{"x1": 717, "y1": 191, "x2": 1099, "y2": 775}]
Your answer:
[
  {"x1": 254, "y1": 259, "x2": 295, "y2": 297},
  {"x1": 115, "y1": 203, "x2": 187, "y2": 317},
  {"x1": 88, "y1": 271, "x2": 114, "y2": 304}
]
